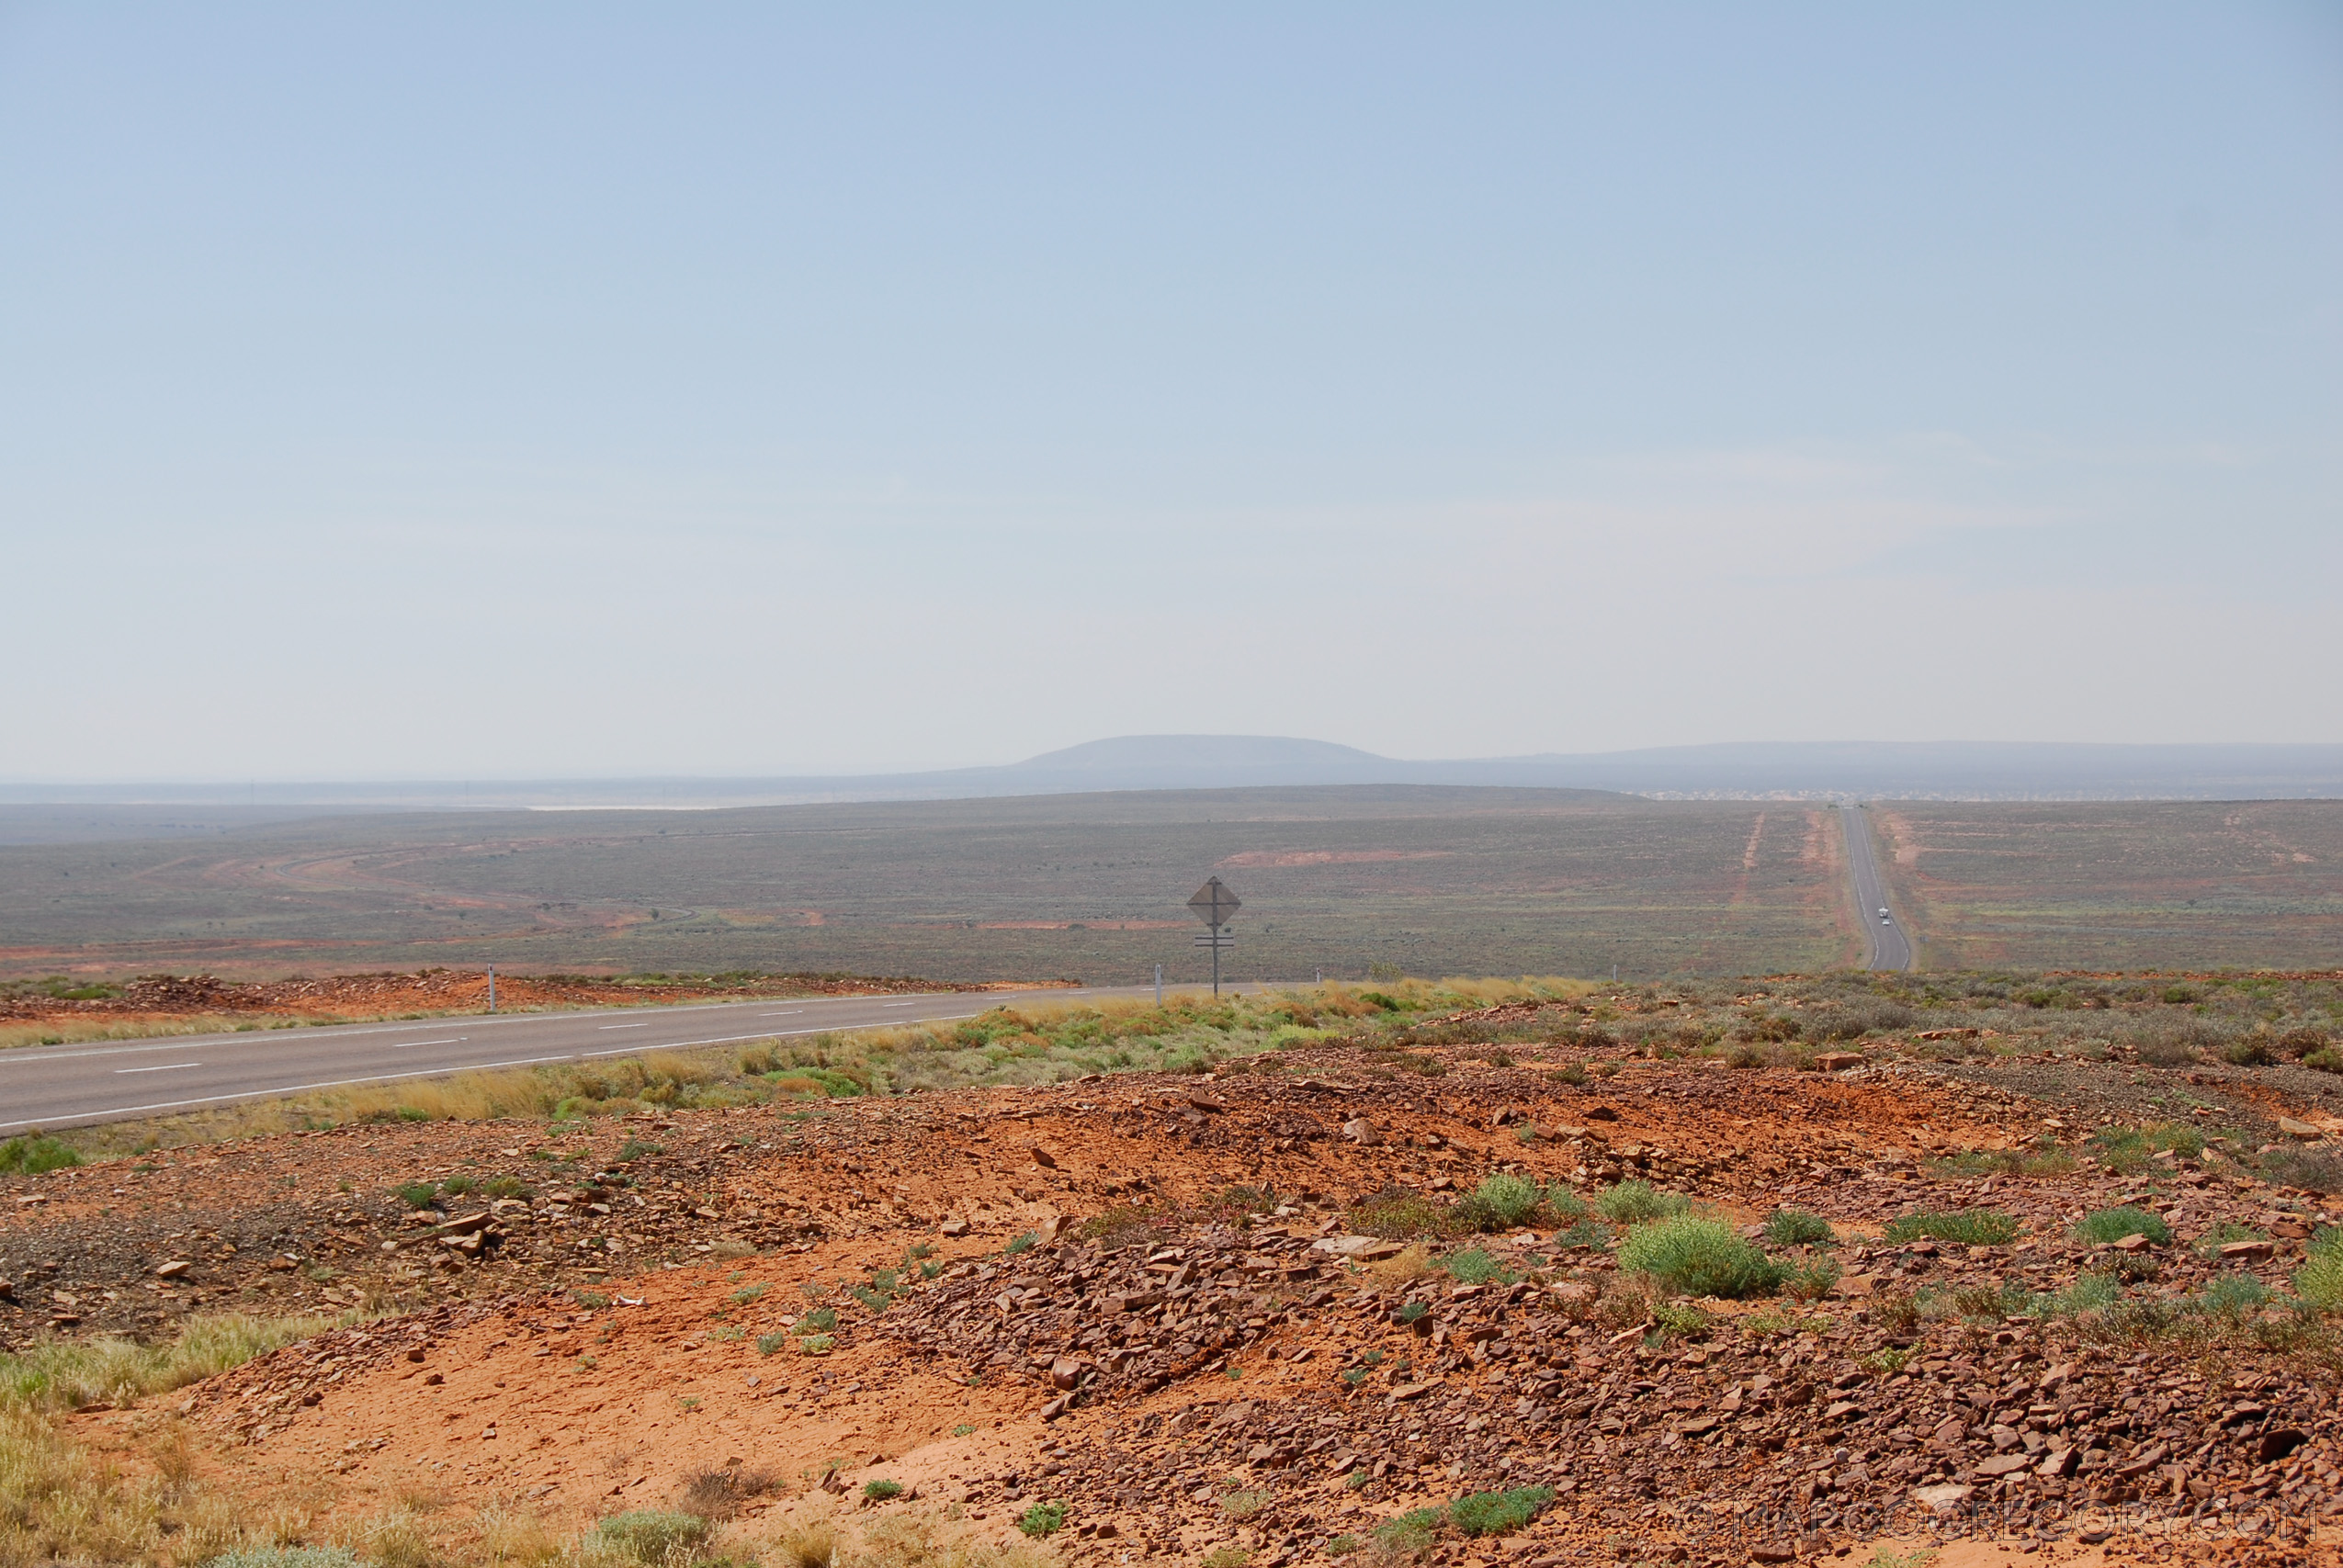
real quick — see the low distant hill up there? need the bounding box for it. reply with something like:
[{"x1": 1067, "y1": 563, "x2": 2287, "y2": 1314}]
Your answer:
[{"x1": 3, "y1": 735, "x2": 2337, "y2": 827}]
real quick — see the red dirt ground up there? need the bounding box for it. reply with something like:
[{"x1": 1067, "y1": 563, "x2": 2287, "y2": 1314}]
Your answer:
[
  {"x1": 0, "y1": 967, "x2": 1044, "y2": 1031},
  {"x1": 8, "y1": 1035, "x2": 2340, "y2": 1567}
]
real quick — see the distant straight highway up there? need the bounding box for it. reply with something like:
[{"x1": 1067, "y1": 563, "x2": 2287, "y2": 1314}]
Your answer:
[
  {"x1": 0, "y1": 982, "x2": 1268, "y2": 1135},
  {"x1": 1839, "y1": 804, "x2": 1914, "y2": 971}
]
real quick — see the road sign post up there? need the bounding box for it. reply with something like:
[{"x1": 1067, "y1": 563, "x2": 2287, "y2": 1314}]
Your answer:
[
  {"x1": 1186, "y1": 876, "x2": 1241, "y2": 998},
  {"x1": 487, "y1": 964, "x2": 496, "y2": 1014}
]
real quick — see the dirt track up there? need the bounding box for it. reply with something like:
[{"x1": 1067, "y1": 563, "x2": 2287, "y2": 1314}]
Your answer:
[{"x1": 0, "y1": 968, "x2": 1002, "y2": 1032}]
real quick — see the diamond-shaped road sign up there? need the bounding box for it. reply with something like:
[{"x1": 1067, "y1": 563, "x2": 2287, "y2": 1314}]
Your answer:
[{"x1": 1187, "y1": 876, "x2": 1241, "y2": 928}]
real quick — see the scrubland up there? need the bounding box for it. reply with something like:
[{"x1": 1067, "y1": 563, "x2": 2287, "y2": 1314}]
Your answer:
[{"x1": 1, "y1": 972, "x2": 2339, "y2": 1566}]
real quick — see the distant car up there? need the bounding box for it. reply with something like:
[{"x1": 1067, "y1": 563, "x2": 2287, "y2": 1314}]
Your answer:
[
  {"x1": 1881, "y1": 914, "x2": 1893, "y2": 925},
  {"x1": 1878, "y1": 908, "x2": 1890, "y2": 919}
]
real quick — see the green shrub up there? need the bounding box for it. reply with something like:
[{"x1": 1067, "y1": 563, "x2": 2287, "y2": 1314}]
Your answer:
[
  {"x1": 798, "y1": 1306, "x2": 837, "y2": 1334},
  {"x1": 1648, "y1": 1302, "x2": 1711, "y2": 1341},
  {"x1": 2090, "y1": 1122, "x2": 2202, "y2": 1173},
  {"x1": 2074, "y1": 1206, "x2": 2171, "y2": 1247},
  {"x1": 1370, "y1": 1487, "x2": 1556, "y2": 1548},
  {"x1": 1394, "y1": 1301, "x2": 1430, "y2": 1325},
  {"x1": 1594, "y1": 1180, "x2": 1686, "y2": 1224},
  {"x1": 1549, "y1": 1218, "x2": 1609, "y2": 1251},
  {"x1": 0, "y1": 1134, "x2": 82, "y2": 1175},
  {"x1": 1370, "y1": 1507, "x2": 1445, "y2": 1553},
  {"x1": 1002, "y1": 1233, "x2": 1036, "y2": 1255},
  {"x1": 2033, "y1": 1272, "x2": 2123, "y2": 1318},
  {"x1": 2295, "y1": 1227, "x2": 2343, "y2": 1310},
  {"x1": 2194, "y1": 1221, "x2": 2266, "y2": 1258},
  {"x1": 202, "y1": 1551, "x2": 364, "y2": 1568},
  {"x1": 1455, "y1": 1172, "x2": 1545, "y2": 1231},
  {"x1": 1617, "y1": 1215, "x2": 1784, "y2": 1299},
  {"x1": 2199, "y1": 1273, "x2": 2273, "y2": 1319},
  {"x1": 2259, "y1": 1146, "x2": 2343, "y2": 1194},
  {"x1": 864, "y1": 1480, "x2": 904, "y2": 1501},
  {"x1": 1445, "y1": 1484, "x2": 1555, "y2": 1537},
  {"x1": 1778, "y1": 1255, "x2": 1842, "y2": 1301},
  {"x1": 395, "y1": 1180, "x2": 437, "y2": 1210},
  {"x1": 1882, "y1": 1209, "x2": 2019, "y2": 1247},
  {"x1": 1763, "y1": 1208, "x2": 1835, "y2": 1247},
  {"x1": 755, "y1": 1331, "x2": 787, "y2": 1356},
  {"x1": 1016, "y1": 1502, "x2": 1067, "y2": 1539},
  {"x1": 1437, "y1": 1248, "x2": 1513, "y2": 1285},
  {"x1": 585, "y1": 1510, "x2": 708, "y2": 1565}
]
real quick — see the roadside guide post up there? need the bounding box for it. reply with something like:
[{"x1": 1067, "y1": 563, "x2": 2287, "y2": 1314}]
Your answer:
[
  {"x1": 1154, "y1": 963, "x2": 1163, "y2": 1007},
  {"x1": 488, "y1": 964, "x2": 496, "y2": 1014},
  {"x1": 1187, "y1": 877, "x2": 1241, "y2": 998}
]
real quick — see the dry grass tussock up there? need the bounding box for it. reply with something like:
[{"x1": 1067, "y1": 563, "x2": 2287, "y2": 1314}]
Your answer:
[
  {"x1": 759, "y1": 1506, "x2": 1061, "y2": 1568},
  {"x1": 0, "y1": 1404, "x2": 252, "y2": 1568},
  {"x1": 0, "y1": 1312, "x2": 345, "y2": 1414},
  {"x1": 0, "y1": 1314, "x2": 349, "y2": 1568},
  {"x1": 40, "y1": 977, "x2": 1607, "y2": 1156},
  {"x1": 0, "y1": 1309, "x2": 1062, "y2": 1566},
  {"x1": 0, "y1": 1014, "x2": 305, "y2": 1054}
]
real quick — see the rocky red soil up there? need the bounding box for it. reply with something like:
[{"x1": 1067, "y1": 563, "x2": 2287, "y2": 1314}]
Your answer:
[
  {"x1": 8, "y1": 1032, "x2": 2342, "y2": 1567},
  {"x1": 0, "y1": 966, "x2": 1023, "y2": 1031}
]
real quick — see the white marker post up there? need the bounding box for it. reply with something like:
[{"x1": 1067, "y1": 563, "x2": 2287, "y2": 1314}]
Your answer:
[{"x1": 487, "y1": 964, "x2": 496, "y2": 1014}]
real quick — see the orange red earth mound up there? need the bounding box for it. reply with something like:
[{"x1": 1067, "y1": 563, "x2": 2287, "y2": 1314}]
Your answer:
[{"x1": 9, "y1": 1045, "x2": 2337, "y2": 1568}]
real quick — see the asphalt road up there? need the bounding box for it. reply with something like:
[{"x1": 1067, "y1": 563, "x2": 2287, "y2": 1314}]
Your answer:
[
  {"x1": 0, "y1": 981, "x2": 1270, "y2": 1134},
  {"x1": 1839, "y1": 804, "x2": 1913, "y2": 971}
]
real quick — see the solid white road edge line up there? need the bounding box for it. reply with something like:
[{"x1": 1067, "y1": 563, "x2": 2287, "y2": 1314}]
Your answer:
[
  {"x1": 0, "y1": 987, "x2": 1146, "y2": 1068},
  {"x1": 0, "y1": 1055, "x2": 584, "y2": 1132},
  {"x1": 2, "y1": 1011, "x2": 995, "y2": 1131}
]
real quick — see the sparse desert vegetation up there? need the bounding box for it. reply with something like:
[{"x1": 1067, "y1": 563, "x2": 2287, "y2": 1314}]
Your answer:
[
  {"x1": 1873, "y1": 799, "x2": 2343, "y2": 971},
  {"x1": 1, "y1": 972, "x2": 2339, "y2": 1566}
]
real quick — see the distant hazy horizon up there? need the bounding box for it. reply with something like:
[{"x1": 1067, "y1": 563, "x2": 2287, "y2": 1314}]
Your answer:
[
  {"x1": 4, "y1": 736, "x2": 2338, "y2": 814},
  {"x1": 5, "y1": 6, "x2": 2337, "y2": 781}
]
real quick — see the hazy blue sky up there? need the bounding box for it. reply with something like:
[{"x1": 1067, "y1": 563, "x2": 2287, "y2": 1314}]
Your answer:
[{"x1": 3, "y1": 4, "x2": 2337, "y2": 781}]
